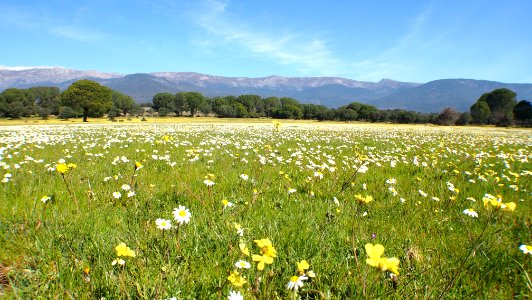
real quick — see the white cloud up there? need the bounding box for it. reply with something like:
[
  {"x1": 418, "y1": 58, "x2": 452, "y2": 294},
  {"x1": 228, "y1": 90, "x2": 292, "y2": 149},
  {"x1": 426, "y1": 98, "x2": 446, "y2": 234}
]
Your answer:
[{"x1": 188, "y1": 0, "x2": 342, "y2": 76}]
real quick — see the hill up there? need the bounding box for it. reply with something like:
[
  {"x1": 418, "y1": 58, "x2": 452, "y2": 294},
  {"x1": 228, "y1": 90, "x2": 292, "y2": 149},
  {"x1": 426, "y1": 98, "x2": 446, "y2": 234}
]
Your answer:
[{"x1": 2, "y1": 66, "x2": 531, "y2": 112}]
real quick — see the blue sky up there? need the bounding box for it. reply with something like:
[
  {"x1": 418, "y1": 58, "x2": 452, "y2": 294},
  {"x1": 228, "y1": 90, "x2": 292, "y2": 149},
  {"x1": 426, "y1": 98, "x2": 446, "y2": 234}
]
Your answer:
[{"x1": 1, "y1": 0, "x2": 531, "y2": 83}]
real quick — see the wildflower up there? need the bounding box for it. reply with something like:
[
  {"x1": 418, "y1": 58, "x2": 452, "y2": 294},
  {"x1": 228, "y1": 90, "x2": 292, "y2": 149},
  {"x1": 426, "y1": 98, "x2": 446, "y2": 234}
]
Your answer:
[
  {"x1": 239, "y1": 174, "x2": 249, "y2": 181},
  {"x1": 314, "y1": 171, "x2": 323, "y2": 179},
  {"x1": 355, "y1": 194, "x2": 373, "y2": 204},
  {"x1": 41, "y1": 195, "x2": 51, "y2": 203},
  {"x1": 121, "y1": 184, "x2": 131, "y2": 191},
  {"x1": 463, "y1": 209, "x2": 478, "y2": 218},
  {"x1": 227, "y1": 290, "x2": 243, "y2": 300},
  {"x1": 365, "y1": 243, "x2": 399, "y2": 275},
  {"x1": 235, "y1": 260, "x2": 251, "y2": 269},
  {"x1": 135, "y1": 161, "x2": 143, "y2": 170},
  {"x1": 297, "y1": 260, "x2": 310, "y2": 274},
  {"x1": 173, "y1": 205, "x2": 191, "y2": 224},
  {"x1": 56, "y1": 163, "x2": 69, "y2": 174},
  {"x1": 358, "y1": 165, "x2": 369, "y2": 173},
  {"x1": 222, "y1": 199, "x2": 234, "y2": 209},
  {"x1": 234, "y1": 223, "x2": 244, "y2": 236},
  {"x1": 252, "y1": 238, "x2": 277, "y2": 270},
  {"x1": 155, "y1": 218, "x2": 172, "y2": 230},
  {"x1": 502, "y1": 202, "x2": 516, "y2": 212},
  {"x1": 386, "y1": 178, "x2": 396, "y2": 185},
  {"x1": 115, "y1": 242, "x2": 136, "y2": 257},
  {"x1": 239, "y1": 241, "x2": 250, "y2": 256},
  {"x1": 227, "y1": 270, "x2": 247, "y2": 287},
  {"x1": 111, "y1": 258, "x2": 125, "y2": 266},
  {"x1": 288, "y1": 188, "x2": 297, "y2": 194},
  {"x1": 127, "y1": 191, "x2": 136, "y2": 197},
  {"x1": 519, "y1": 244, "x2": 532, "y2": 255},
  {"x1": 418, "y1": 190, "x2": 428, "y2": 197},
  {"x1": 112, "y1": 191, "x2": 122, "y2": 199},
  {"x1": 287, "y1": 275, "x2": 307, "y2": 291},
  {"x1": 203, "y1": 179, "x2": 215, "y2": 186}
]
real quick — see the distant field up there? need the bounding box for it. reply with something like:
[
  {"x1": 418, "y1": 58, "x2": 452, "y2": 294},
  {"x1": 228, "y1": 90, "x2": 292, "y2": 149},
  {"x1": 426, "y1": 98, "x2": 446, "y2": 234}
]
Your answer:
[{"x1": 0, "y1": 121, "x2": 530, "y2": 299}]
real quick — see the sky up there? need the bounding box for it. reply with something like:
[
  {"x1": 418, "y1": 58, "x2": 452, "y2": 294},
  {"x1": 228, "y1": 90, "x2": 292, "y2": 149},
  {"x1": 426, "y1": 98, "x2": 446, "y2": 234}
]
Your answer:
[{"x1": 1, "y1": 0, "x2": 531, "y2": 83}]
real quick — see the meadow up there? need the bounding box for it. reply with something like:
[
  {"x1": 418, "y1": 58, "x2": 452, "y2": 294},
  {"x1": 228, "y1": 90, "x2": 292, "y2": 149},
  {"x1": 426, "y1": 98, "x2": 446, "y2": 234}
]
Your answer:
[{"x1": 0, "y1": 120, "x2": 530, "y2": 299}]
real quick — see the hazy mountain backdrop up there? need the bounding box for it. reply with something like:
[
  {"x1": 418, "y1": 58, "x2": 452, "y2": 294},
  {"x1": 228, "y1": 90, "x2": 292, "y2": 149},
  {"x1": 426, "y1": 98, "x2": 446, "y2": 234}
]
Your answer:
[{"x1": 1, "y1": 66, "x2": 531, "y2": 113}]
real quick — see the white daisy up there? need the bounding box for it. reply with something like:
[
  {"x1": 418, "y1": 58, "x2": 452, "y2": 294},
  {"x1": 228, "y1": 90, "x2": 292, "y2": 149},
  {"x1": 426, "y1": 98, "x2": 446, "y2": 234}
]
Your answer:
[
  {"x1": 227, "y1": 290, "x2": 243, "y2": 300},
  {"x1": 234, "y1": 260, "x2": 251, "y2": 269},
  {"x1": 155, "y1": 218, "x2": 172, "y2": 230},
  {"x1": 173, "y1": 205, "x2": 191, "y2": 224},
  {"x1": 463, "y1": 208, "x2": 478, "y2": 218},
  {"x1": 287, "y1": 275, "x2": 307, "y2": 291}
]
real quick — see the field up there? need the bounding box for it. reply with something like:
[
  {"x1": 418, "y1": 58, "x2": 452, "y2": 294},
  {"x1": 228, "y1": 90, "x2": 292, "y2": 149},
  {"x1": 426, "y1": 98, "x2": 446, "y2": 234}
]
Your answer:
[{"x1": 0, "y1": 120, "x2": 531, "y2": 299}]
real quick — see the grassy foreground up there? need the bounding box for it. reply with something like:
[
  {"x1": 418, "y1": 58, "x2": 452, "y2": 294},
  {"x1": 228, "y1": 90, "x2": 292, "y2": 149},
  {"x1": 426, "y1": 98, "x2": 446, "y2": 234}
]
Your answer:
[{"x1": 0, "y1": 121, "x2": 530, "y2": 299}]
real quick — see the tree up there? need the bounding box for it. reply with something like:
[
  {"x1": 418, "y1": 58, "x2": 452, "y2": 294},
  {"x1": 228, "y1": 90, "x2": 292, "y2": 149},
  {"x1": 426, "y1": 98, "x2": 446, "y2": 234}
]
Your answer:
[
  {"x1": 61, "y1": 80, "x2": 113, "y2": 122},
  {"x1": 0, "y1": 88, "x2": 36, "y2": 118},
  {"x1": 174, "y1": 92, "x2": 189, "y2": 116},
  {"x1": 333, "y1": 108, "x2": 358, "y2": 121},
  {"x1": 476, "y1": 88, "x2": 517, "y2": 126},
  {"x1": 152, "y1": 93, "x2": 175, "y2": 113},
  {"x1": 455, "y1": 112, "x2": 471, "y2": 126},
  {"x1": 29, "y1": 86, "x2": 61, "y2": 118},
  {"x1": 185, "y1": 92, "x2": 206, "y2": 117},
  {"x1": 112, "y1": 91, "x2": 136, "y2": 116},
  {"x1": 436, "y1": 107, "x2": 460, "y2": 125},
  {"x1": 513, "y1": 100, "x2": 532, "y2": 125},
  {"x1": 470, "y1": 101, "x2": 491, "y2": 125}
]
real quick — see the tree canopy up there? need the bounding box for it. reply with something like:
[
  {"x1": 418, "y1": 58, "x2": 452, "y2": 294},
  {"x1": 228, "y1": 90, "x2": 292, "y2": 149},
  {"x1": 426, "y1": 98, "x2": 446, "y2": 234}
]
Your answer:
[{"x1": 61, "y1": 80, "x2": 113, "y2": 122}]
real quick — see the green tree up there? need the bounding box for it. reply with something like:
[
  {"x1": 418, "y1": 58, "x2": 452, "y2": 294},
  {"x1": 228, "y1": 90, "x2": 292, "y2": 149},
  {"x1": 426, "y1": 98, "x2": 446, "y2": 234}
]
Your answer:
[
  {"x1": 152, "y1": 93, "x2": 175, "y2": 113},
  {"x1": 476, "y1": 88, "x2": 517, "y2": 126},
  {"x1": 174, "y1": 92, "x2": 189, "y2": 116},
  {"x1": 513, "y1": 100, "x2": 532, "y2": 125},
  {"x1": 470, "y1": 101, "x2": 491, "y2": 125},
  {"x1": 455, "y1": 112, "x2": 471, "y2": 126},
  {"x1": 112, "y1": 91, "x2": 136, "y2": 116},
  {"x1": 0, "y1": 88, "x2": 36, "y2": 118},
  {"x1": 61, "y1": 80, "x2": 113, "y2": 122},
  {"x1": 29, "y1": 86, "x2": 61, "y2": 118},
  {"x1": 185, "y1": 92, "x2": 206, "y2": 117}
]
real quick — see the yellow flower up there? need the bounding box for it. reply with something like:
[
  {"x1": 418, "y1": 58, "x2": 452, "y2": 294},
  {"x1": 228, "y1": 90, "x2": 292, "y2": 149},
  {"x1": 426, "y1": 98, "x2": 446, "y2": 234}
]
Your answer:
[
  {"x1": 365, "y1": 243, "x2": 385, "y2": 267},
  {"x1": 252, "y1": 238, "x2": 277, "y2": 270},
  {"x1": 115, "y1": 242, "x2": 136, "y2": 257},
  {"x1": 67, "y1": 163, "x2": 77, "y2": 169},
  {"x1": 503, "y1": 202, "x2": 516, "y2": 212},
  {"x1": 135, "y1": 161, "x2": 143, "y2": 170},
  {"x1": 365, "y1": 243, "x2": 400, "y2": 275},
  {"x1": 254, "y1": 238, "x2": 277, "y2": 258},
  {"x1": 227, "y1": 270, "x2": 247, "y2": 287},
  {"x1": 239, "y1": 241, "x2": 250, "y2": 256},
  {"x1": 56, "y1": 163, "x2": 69, "y2": 174},
  {"x1": 355, "y1": 194, "x2": 373, "y2": 204},
  {"x1": 297, "y1": 260, "x2": 310, "y2": 274}
]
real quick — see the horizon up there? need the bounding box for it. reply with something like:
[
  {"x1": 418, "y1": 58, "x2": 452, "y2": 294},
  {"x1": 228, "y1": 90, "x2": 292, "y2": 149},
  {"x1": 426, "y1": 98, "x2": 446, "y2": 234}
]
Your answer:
[
  {"x1": 1, "y1": 1, "x2": 532, "y2": 83},
  {"x1": 2, "y1": 65, "x2": 530, "y2": 85}
]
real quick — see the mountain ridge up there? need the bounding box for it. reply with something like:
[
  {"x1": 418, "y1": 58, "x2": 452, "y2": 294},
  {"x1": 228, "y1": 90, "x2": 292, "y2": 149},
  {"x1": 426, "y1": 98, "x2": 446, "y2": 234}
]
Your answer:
[{"x1": 1, "y1": 66, "x2": 531, "y2": 113}]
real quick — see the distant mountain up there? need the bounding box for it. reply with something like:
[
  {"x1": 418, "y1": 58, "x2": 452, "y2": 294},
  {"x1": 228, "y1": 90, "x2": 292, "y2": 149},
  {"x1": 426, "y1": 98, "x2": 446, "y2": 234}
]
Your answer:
[
  {"x1": 1, "y1": 66, "x2": 531, "y2": 112},
  {"x1": 372, "y1": 79, "x2": 532, "y2": 112}
]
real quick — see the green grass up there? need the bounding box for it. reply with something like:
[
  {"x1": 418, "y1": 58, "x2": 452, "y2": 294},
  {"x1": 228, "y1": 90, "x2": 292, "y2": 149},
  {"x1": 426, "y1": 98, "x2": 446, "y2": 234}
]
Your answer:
[{"x1": 0, "y1": 122, "x2": 530, "y2": 299}]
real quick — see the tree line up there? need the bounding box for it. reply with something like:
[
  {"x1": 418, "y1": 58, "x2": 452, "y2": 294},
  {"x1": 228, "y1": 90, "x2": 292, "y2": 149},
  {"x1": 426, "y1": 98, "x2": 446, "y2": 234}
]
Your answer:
[
  {"x1": 0, "y1": 80, "x2": 142, "y2": 121},
  {"x1": 1, "y1": 79, "x2": 530, "y2": 126}
]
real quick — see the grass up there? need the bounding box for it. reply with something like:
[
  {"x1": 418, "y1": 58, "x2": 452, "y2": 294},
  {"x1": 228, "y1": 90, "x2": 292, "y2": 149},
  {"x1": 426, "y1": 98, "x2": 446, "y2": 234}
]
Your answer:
[{"x1": 0, "y1": 121, "x2": 530, "y2": 299}]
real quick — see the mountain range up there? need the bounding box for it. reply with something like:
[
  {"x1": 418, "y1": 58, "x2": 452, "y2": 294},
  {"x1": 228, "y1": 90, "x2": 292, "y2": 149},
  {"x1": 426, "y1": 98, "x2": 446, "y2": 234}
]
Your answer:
[{"x1": 1, "y1": 66, "x2": 531, "y2": 113}]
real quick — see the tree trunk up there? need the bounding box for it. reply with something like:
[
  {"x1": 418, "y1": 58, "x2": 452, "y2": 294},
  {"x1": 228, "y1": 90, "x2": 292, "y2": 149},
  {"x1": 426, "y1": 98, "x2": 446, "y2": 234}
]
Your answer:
[{"x1": 83, "y1": 108, "x2": 88, "y2": 122}]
